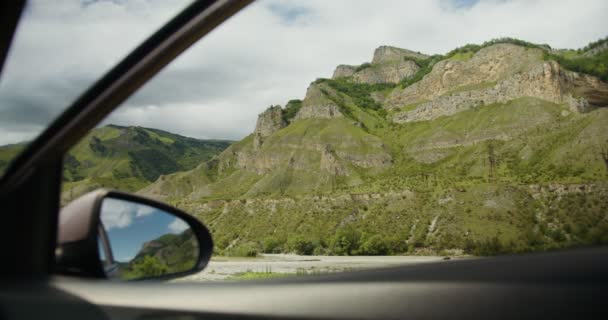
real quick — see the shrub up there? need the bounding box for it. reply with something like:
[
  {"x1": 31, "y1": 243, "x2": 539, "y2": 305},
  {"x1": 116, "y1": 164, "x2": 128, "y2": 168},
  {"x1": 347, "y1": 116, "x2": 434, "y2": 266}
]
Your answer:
[
  {"x1": 474, "y1": 235, "x2": 504, "y2": 256},
  {"x1": 331, "y1": 225, "x2": 361, "y2": 255},
  {"x1": 129, "y1": 149, "x2": 180, "y2": 181},
  {"x1": 355, "y1": 63, "x2": 371, "y2": 72},
  {"x1": 359, "y1": 234, "x2": 389, "y2": 255},
  {"x1": 287, "y1": 235, "x2": 317, "y2": 255},
  {"x1": 225, "y1": 242, "x2": 260, "y2": 257},
  {"x1": 320, "y1": 77, "x2": 394, "y2": 112},
  {"x1": 262, "y1": 237, "x2": 284, "y2": 253},
  {"x1": 544, "y1": 50, "x2": 608, "y2": 81},
  {"x1": 281, "y1": 99, "x2": 302, "y2": 124},
  {"x1": 128, "y1": 256, "x2": 168, "y2": 278}
]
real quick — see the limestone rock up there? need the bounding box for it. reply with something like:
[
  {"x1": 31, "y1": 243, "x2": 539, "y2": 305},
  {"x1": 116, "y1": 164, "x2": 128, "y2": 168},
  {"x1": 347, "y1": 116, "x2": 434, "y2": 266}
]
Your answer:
[
  {"x1": 333, "y1": 65, "x2": 356, "y2": 78},
  {"x1": 388, "y1": 44, "x2": 608, "y2": 123},
  {"x1": 352, "y1": 60, "x2": 419, "y2": 84},
  {"x1": 372, "y1": 46, "x2": 429, "y2": 64},
  {"x1": 294, "y1": 83, "x2": 343, "y2": 120},
  {"x1": 332, "y1": 46, "x2": 426, "y2": 85},
  {"x1": 254, "y1": 105, "x2": 285, "y2": 138},
  {"x1": 252, "y1": 105, "x2": 286, "y2": 148}
]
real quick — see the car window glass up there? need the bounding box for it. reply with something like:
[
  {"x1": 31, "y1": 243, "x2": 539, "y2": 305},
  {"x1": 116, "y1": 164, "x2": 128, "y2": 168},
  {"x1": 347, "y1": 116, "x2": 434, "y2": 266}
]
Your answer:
[
  {"x1": 55, "y1": 0, "x2": 608, "y2": 282},
  {"x1": 0, "y1": 0, "x2": 192, "y2": 177}
]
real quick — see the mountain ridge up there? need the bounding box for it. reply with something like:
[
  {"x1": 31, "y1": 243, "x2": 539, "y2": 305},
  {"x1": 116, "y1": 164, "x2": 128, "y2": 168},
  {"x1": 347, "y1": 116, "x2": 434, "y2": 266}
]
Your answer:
[{"x1": 137, "y1": 37, "x2": 608, "y2": 256}]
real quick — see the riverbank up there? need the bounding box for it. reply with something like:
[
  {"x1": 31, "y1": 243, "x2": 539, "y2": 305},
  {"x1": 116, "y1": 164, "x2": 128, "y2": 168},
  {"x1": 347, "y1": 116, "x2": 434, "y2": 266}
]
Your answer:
[{"x1": 177, "y1": 254, "x2": 457, "y2": 281}]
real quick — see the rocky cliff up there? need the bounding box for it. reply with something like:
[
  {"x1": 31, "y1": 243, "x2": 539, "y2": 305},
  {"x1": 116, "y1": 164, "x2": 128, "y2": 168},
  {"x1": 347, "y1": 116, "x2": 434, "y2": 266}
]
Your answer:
[
  {"x1": 140, "y1": 38, "x2": 608, "y2": 256},
  {"x1": 294, "y1": 83, "x2": 343, "y2": 120},
  {"x1": 332, "y1": 46, "x2": 428, "y2": 85},
  {"x1": 387, "y1": 44, "x2": 608, "y2": 123}
]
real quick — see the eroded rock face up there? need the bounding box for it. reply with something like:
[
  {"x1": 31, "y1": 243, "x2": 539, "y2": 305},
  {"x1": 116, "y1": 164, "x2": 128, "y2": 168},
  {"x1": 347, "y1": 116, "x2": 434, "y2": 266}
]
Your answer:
[
  {"x1": 331, "y1": 46, "x2": 426, "y2": 85},
  {"x1": 333, "y1": 65, "x2": 356, "y2": 78},
  {"x1": 388, "y1": 44, "x2": 608, "y2": 123},
  {"x1": 387, "y1": 44, "x2": 541, "y2": 108},
  {"x1": 372, "y1": 46, "x2": 429, "y2": 64},
  {"x1": 295, "y1": 83, "x2": 343, "y2": 120},
  {"x1": 254, "y1": 105, "x2": 285, "y2": 138},
  {"x1": 253, "y1": 105, "x2": 286, "y2": 148},
  {"x1": 353, "y1": 60, "x2": 419, "y2": 84}
]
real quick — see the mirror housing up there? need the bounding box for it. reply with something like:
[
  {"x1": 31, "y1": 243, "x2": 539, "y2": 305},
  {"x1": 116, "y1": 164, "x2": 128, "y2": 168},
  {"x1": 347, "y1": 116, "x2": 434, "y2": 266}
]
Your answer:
[{"x1": 55, "y1": 189, "x2": 213, "y2": 280}]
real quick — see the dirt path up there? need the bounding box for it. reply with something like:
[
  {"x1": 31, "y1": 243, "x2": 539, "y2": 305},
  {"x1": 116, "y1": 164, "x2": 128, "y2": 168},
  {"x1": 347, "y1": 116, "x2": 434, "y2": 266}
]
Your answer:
[{"x1": 178, "y1": 254, "x2": 448, "y2": 281}]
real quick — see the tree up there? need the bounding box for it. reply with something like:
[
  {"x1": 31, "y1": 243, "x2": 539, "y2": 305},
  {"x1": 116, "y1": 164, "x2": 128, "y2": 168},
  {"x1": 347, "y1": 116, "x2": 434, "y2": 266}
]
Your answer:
[
  {"x1": 359, "y1": 235, "x2": 389, "y2": 255},
  {"x1": 130, "y1": 255, "x2": 168, "y2": 278},
  {"x1": 287, "y1": 235, "x2": 316, "y2": 255},
  {"x1": 332, "y1": 226, "x2": 361, "y2": 255}
]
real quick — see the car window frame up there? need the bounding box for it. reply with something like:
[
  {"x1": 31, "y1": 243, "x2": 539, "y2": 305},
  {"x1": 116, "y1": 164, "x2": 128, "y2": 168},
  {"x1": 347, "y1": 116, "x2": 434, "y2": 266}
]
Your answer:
[{"x1": 0, "y1": 0, "x2": 252, "y2": 278}]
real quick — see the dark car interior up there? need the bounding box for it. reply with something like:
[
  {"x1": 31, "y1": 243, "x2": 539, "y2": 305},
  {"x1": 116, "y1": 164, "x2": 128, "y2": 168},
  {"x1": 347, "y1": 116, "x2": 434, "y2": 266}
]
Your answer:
[{"x1": 0, "y1": 1, "x2": 607, "y2": 319}]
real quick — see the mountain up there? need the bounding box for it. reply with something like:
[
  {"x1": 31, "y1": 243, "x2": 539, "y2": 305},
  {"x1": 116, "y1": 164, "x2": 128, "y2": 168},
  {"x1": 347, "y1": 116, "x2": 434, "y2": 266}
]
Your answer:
[
  {"x1": 119, "y1": 229, "x2": 198, "y2": 280},
  {"x1": 139, "y1": 38, "x2": 608, "y2": 257},
  {"x1": 63, "y1": 125, "x2": 232, "y2": 203},
  {"x1": 0, "y1": 125, "x2": 232, "y2": 203}
]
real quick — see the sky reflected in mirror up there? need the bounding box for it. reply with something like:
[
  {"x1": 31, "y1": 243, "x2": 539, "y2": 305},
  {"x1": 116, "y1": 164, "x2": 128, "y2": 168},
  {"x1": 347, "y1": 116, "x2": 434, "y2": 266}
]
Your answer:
[{"x1": 100, "y1": 197, "x2": 189, "y2": 262}]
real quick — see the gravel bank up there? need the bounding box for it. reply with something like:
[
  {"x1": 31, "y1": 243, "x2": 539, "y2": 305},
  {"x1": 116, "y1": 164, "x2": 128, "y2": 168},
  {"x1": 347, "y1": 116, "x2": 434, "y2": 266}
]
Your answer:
[{"x1": 178, "y1": 254, "x2": 448, "y2": 281}]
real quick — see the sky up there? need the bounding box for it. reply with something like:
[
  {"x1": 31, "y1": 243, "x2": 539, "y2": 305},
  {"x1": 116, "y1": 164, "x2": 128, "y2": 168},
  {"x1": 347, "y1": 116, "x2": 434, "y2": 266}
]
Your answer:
[
  {"x1": 0, "y1": 0, "x2": 607, "y2": 145},
  {"x1": 100, "y1": 197, "x2": 190, "y2": 261}
]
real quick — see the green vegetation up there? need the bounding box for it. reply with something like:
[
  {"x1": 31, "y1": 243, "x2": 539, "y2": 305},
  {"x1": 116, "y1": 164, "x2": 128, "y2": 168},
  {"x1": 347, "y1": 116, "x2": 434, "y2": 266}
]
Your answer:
[
  {"x1": 144, "y1": 35, "x2": 608, "y2": 257},
  {"x1": 315, "y1": 78, "x2": 394, "y2": 112},
  {"x1": 396, "y1": 36, "x2": 606, "y2": 90},
  {"x1": 228, "y1": 271, "x2": 294, "y2": 281},
  {"x1": 120, "y1": 229, "x2": 198, "y2": 280},
  {"x1": 129, "y1": 149, "x2": 180, "y2": 181},
  {"x1": 399, "y1": 55, "x2": 443, "y2": 88},
  {"x1": 544, "y1": 50, "x2": 608, "y2": 81},
  {"x1": 181, "y1": 97, "x2": 608, "y2": 257},
  {"x1": 281, "y1": 99, "x2": 303, "y2": 123},
  {"x1": 582, "y1": 36, "x2": 608, "y2": 52},
  {"x1": 58, "y1": 37, "x2": 608, "y2": 259},
  {"x1": 53, "y1": 125, "x2": 231, "y2": 203},
  {"x1": 355, "y1": 63, "x2": 372, "y2": 72},
  {"x1": 122, "y1": 256, "x2": 169, "y2": 280}
]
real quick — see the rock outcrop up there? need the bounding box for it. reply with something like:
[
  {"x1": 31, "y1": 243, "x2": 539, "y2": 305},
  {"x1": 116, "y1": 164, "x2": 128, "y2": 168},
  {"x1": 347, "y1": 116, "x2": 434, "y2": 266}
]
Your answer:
[
  {"x1": 333, "y1": 65, "x2": 357, "y2": 78},
  {"x1": 254, "y1": 105, "x2": 285, "y2": 138},
  {"x1": 331, "y1": 46, "x2": 427, "y2": 85},
  {"x1": 372, "y1": 46, "x2": 428, "y2": 64},
  {"x1": 352, "y1": 60, "x2": 419, "y2": 84},
  {"x1": 253, "y1": 105, "x2": 285, "y2": 148},
  {"x1": 388, "y1": 44, "x2": 608, "y2": 123},
  {"x1": 294, "y1": 83, "x2": 343, "y2": 120}
]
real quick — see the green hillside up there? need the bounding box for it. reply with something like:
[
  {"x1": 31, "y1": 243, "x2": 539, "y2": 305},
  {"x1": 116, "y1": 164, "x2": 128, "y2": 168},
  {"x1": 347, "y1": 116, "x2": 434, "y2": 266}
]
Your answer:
[
  {"x1": 175, "y1": 98, "x2": 608, "y2": 257},
  {"x1": 0, "y1": 125, "x2": 232, "y2": 203},
  {"x1": 119, "y1": 229, "x2": 198, "y2": 280},
  {"x1": 139, "y1": 37, "x2": 608, "y2": 257},
  {"x1": 63, "y1": 125, "x2": 231, "y2": 203}
]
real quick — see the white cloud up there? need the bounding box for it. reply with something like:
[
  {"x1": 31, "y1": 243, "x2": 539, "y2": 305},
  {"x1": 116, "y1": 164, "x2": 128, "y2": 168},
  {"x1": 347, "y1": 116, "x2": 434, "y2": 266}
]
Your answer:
[
  {"x1": 168, "y1": 217, "x2": 189, "y2": 234},
  {"x1": 100, "y1": 198, "x2": 135, "y2": 231},
  {"x1": 135, "y1": 204, "x2": 156, "y2": 217},
  {"x1": 1, "y1": 0, "x2": 607, "y2": 144},
  {"x1": 100, "y1": 197, "x2": 159, "y2": 230}
]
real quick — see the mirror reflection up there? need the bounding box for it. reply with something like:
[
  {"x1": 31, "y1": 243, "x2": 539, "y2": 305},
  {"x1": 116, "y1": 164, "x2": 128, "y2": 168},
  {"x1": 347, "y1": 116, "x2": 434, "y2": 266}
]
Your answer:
[{"x1": 98, "y1": 197, "x2": 199, "y2": 280}]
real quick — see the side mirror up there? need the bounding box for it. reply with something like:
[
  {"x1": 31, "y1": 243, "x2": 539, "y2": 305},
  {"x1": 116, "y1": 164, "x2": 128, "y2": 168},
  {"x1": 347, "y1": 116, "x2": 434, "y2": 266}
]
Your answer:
[{"x1": 55, "y1": 189, "x2": 213, "y2": 281}]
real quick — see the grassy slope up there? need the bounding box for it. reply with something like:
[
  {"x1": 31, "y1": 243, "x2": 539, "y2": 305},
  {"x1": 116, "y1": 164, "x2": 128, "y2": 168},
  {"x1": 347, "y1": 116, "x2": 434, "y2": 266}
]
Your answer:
[
  {"x1": 177, "y1": 98, "x2": 608, "y2": 257},
  {"x1": 57, "y1": 125, "x2": 231, "y2": 203},
  {"x1": 144, "y1": 113, "x2": 390, "y2": 202},
  {"x1": 117, "y1": 39, "x2": 608, "y2": 255}
]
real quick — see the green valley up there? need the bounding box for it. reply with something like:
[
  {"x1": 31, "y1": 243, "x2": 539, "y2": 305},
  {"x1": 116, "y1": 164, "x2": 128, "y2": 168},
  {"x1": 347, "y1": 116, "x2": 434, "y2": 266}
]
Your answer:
[{"x1": 0, "y1": 125, "x2": 232, "y2": 204}]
